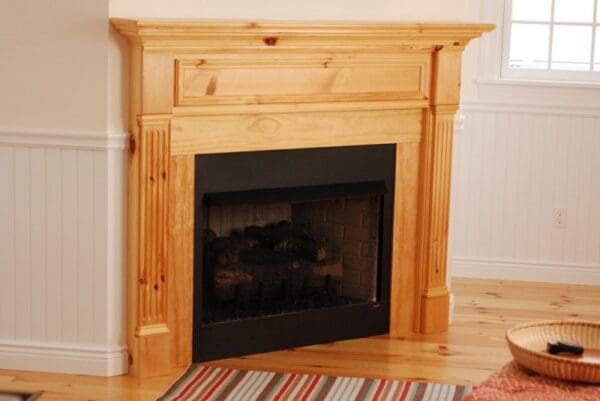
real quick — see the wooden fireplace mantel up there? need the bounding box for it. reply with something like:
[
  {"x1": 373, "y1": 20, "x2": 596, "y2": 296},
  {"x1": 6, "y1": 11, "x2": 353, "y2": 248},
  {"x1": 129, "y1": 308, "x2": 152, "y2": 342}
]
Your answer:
[{"x1": 112, "y1": 19, "x2": 493, "y2": 377}]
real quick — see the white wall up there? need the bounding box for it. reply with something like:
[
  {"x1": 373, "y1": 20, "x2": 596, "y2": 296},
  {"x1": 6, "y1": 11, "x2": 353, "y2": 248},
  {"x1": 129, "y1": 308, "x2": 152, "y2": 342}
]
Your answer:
[
  {"x1": 452, "y1": 107, "x2": 600, "y2": 284},
  {"x1": 0, "y1": 1, "x2": 109, "y2": 131},
  {"x1": 0, "y1": 1, "x2": 128, "y2": 375},
  {"x1": 109, "y1": 0, "x2": 467, "y2": 21},
  {"x1": 450, "y1": 2, "x2": 600, "y2": 285}
]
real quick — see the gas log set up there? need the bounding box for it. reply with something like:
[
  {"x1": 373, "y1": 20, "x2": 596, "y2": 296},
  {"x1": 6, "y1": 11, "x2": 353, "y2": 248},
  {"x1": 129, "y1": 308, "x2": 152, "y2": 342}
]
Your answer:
[{"x1": 202, "y1": 220, "x2": 356, "y2": 323}]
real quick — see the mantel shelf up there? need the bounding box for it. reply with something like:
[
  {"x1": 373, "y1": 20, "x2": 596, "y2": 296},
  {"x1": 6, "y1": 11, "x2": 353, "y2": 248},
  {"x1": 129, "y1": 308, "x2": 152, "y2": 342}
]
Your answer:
[{"x1": 112, "y1": 19, "x2": 494, "y2": 48}]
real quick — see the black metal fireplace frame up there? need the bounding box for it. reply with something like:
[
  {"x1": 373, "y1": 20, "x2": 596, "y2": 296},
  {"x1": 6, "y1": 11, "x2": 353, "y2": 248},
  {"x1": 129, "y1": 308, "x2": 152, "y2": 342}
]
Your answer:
[{"x1": 193, "y1": 145, "x2": 396, "y2": 362}]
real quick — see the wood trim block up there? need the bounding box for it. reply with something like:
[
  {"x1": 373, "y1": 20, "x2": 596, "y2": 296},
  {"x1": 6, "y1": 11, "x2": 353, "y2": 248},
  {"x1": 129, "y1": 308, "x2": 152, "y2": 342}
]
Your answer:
[
  {"x1": 137, "y1": 120, "x2": 170, "y2": 327},
  {"x1": 416, "y1": 107, "x2": 456, "y2": 334},
  {"x1": 419, "y1": 290, "x2": 450, "y2": 333},
  {"x1": 128, "y1": 118, "x2": 172, "y2": 377},
  {"x1": 175, "y1": 55, "x2": 429, "y2": 107},
  {"x1": 171, "y1": 109, "x2": 422, "y2": 155},
  {"x1": 389, "y1": 143, "x2": 420, "y2": 337},
  {"x1": 167, "y1": 155, "x2": 195, "y2": 368}
]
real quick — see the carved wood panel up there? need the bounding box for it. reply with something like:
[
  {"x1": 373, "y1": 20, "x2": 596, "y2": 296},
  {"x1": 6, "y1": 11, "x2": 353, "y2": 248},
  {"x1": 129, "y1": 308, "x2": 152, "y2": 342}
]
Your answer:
[
  {"x1": 175, "y1": 55, "x2": 429, "y2": 107},
  {"x1": 136, "y1": 119, "x2": 170, "y2": 331}
]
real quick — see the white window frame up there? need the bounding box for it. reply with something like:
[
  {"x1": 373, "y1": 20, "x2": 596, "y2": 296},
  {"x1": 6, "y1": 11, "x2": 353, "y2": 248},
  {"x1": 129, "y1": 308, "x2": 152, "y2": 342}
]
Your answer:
[{"x1": 501, "y1": 0, "x2": 600, "y2": 82}]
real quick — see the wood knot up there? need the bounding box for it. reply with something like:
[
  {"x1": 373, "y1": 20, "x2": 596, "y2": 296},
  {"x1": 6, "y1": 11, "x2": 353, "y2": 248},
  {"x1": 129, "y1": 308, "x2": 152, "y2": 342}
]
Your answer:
[
  {"x1": 154, "y1": 284, "x2": 159, "y2": 290},
  {"x1": 162, "y1": 171, "x2": 167, "y2": 180},
  {"x1": 249, "y1": 117, "x2": 280, "y2": 134},
  {"x1": 263, "y1": 37, "x2": 278, "y2": 46},
  {"x1": 149, "y1": 176, "x2": 155, "y2": 183},
  {"x1": 161, "y1": 275, "x2": 166, "y2": 282},
  {"x1": 205, "y1": 76, "x2": 217, "y2": 96},
  {"x1": 128, "y1": 135, "x2": 136, "y2": 154},
  {"x1": 434, "y1": 45, "x2": 444, "y2": 52},
  {"x1": 139, "y1": 278, "x2": 146, "y2": 285}
]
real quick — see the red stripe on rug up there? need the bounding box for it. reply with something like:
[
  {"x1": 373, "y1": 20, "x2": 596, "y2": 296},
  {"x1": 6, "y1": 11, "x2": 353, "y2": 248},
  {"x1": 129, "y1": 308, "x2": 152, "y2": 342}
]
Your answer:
[
  {"x1": 273, "y1": 374, "x2": 297, "y2": 401},
  {"x1": 300, "y1": 375, "x2": 322, "y2": 401},
  {"x1": 198, "y1": 369, "x2": 234, "y2": 401},
  {"x1": 371, "y1": 379, "x2": 387, "y2": 401},
  {"x1": 399, "y1": 382, "x2": 412, "y2": 401},
  {"x1": 286, "y1": 375, "x2": 312, "y2": 401},
  {"x1": 183, "y1": 368, "x2": 225, "y2": 401},
  {"x1": 388, "y1": 381, "x2": 404, "y2": 400},
  {"x1": 413, "y1": 383, "x2": 427, "y2": 401},
  {"x1": 255, "y1": 373, "x2": 284, "y2": 401},
  {"x1": 353, "y1": 378, "x2": 374, "y2": 400},
  {"x1": 213, "y1": 370, "x2": 248, "y2": 401},
  {"x1": 280, "y1": 373, "x2": 302, "y2": 401},
  {"x1": 379, "y1": 380, "x2": 393, "y2": 401},
  {"x1": 172, "y1": 366, "x2": 211, "y2": 401},
  {"x1": 452, "y1": 385, "x2": 466, "y2": 401},
  {"x1": 313, "y1": 376, "x2": 336, "y2": 401}
]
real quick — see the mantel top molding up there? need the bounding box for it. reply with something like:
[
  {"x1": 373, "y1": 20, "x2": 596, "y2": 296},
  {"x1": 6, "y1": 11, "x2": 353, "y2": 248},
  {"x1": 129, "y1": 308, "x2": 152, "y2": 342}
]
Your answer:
[{"x1": 111, "y1": 18, "x2": 494, "y2": 48}]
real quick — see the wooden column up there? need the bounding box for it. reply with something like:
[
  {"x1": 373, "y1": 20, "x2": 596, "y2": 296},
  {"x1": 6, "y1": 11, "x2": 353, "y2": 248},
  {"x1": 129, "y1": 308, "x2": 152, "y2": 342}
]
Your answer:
[
  {"x1": 417, "y1": 47, "x2": 462, "y2": 333},
  {"x1": 128, "y1": 116, "x2": 172, "y2": 377}
]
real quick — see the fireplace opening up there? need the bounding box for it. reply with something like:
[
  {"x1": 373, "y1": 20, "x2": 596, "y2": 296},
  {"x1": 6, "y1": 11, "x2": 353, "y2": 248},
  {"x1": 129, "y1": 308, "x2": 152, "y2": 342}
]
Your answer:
[
  {"x1": 193, "y1": 145, "x2": 395, "y2": 361},
  {"x1": 203, "y1": 182, "x2": 384, "y2": 324}
]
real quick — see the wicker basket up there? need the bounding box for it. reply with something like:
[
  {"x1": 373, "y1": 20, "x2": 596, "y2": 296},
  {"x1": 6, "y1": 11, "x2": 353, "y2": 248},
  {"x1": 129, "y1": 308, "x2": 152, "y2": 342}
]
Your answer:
[{"x1": 506, "y1": 320, "x2": 600, "y2": 383}]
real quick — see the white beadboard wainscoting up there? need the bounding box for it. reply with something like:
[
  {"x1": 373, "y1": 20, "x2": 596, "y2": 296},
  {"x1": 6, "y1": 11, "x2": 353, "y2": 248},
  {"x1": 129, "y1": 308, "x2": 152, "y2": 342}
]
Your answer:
[
  {"x1": 450, "y1": 103, "x2": 600, "y2": 285},
  {"x1": 0, "y1": 128, "x2": 128, "y2": 376}
]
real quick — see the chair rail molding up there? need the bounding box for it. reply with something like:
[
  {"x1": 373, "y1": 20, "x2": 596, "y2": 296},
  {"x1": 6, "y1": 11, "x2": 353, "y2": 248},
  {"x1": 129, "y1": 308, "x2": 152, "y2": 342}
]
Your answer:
[{"x1": 0, "y1": 127, "x2": 128, "y2": 150}]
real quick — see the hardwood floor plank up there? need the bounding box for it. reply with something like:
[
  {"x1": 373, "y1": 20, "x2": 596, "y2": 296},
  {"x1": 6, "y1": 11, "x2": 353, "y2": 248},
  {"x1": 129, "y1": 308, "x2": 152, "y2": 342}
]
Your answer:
[{"x1": 0, "y1": 278, "x2": 597, "y2": 400}]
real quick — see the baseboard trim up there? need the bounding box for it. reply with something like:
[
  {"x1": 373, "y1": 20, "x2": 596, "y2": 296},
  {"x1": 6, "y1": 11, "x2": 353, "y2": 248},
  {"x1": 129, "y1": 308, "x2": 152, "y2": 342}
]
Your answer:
[
  {"x1": 452, "y1": 257, "x2": 600, "y2": 285},
  {"x1": 0, "y1": 127, "x2": 128, "y2": 150},
  {"x1": 0, "y1": 340, "x2": 128, "y2": 376}
]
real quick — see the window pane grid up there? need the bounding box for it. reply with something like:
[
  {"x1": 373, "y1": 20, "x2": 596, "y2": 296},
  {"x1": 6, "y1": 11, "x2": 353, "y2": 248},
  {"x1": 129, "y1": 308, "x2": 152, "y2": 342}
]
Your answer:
[{"x1": 508, "y1": 0, "x2": 600, "y2": 74}]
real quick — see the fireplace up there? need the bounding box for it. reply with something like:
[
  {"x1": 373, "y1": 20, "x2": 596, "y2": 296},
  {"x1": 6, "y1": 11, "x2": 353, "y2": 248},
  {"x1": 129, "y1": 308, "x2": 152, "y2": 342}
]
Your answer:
[
  {"x1": 111, "y1": 19, "x2": 493, "y2": 377},
  {"x1": 194, "y1": 146, "x2": 394, "y2": 360}
]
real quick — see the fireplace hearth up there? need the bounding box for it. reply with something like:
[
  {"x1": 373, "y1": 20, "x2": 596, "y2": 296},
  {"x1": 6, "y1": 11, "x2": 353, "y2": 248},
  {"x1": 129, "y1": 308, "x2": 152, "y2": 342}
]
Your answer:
[{"x1": 193, "y1": 146, "x2": 394, "y2": 361}]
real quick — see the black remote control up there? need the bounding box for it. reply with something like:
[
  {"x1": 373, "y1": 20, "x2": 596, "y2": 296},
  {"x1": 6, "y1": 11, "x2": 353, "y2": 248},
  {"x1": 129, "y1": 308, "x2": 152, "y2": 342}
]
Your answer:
[{"x1": 547, "y1": 341, "x2": 584, "y2": 355}]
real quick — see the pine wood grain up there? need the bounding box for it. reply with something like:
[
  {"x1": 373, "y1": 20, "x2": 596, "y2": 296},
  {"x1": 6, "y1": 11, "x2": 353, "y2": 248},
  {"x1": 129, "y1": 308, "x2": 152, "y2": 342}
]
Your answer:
[
  {"x1": 167, "y1": 155, "x2": 195, "y2": 368},
  {"x1": 1, "y1": 278, "x2": 597, "y2": 400},
  {"x1": 111, "y1": 20, "x2": 494, "y2": 377}
]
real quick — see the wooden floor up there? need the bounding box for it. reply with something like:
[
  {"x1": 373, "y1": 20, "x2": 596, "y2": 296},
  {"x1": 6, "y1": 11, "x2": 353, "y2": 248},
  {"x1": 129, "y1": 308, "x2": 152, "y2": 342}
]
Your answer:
[{"x1": 1, "y1": 278, "x2": 598, "y2": 400}]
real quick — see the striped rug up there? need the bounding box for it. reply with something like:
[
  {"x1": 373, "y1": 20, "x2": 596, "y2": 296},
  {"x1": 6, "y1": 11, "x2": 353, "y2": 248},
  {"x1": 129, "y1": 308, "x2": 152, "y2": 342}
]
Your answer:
[{"x1": 158, "y1": 365, "x2": 471, "y2": 401}]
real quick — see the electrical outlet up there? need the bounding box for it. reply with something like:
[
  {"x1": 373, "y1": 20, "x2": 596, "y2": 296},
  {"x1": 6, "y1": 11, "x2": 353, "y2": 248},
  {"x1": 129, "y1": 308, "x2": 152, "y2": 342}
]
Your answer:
[{"x1": 553, "y1": 208, "x2": 567, "y2": 228}]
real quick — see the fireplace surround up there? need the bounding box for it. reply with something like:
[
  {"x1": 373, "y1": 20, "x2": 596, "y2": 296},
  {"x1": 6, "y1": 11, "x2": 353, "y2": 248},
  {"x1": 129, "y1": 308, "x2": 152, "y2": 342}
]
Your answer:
[
  {"x1": 111, "y1": 19, "x2": 493, "y2": 377},
  {"x1": 194, "y1": 145, "x2": 395, "y2": 361}
]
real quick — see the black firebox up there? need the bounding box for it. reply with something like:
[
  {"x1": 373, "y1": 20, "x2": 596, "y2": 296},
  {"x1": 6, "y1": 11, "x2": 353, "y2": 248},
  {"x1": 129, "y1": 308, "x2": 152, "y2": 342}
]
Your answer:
[{"x1": 193, "y1": 145, "x2": 395, "y2": 361}]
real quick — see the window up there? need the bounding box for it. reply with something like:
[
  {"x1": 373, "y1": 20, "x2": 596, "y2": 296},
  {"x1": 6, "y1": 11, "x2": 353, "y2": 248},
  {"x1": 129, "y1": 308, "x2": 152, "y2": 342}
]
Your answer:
[{"x1": 503, "y1": 0, "x2": 600, "y2": 81}]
